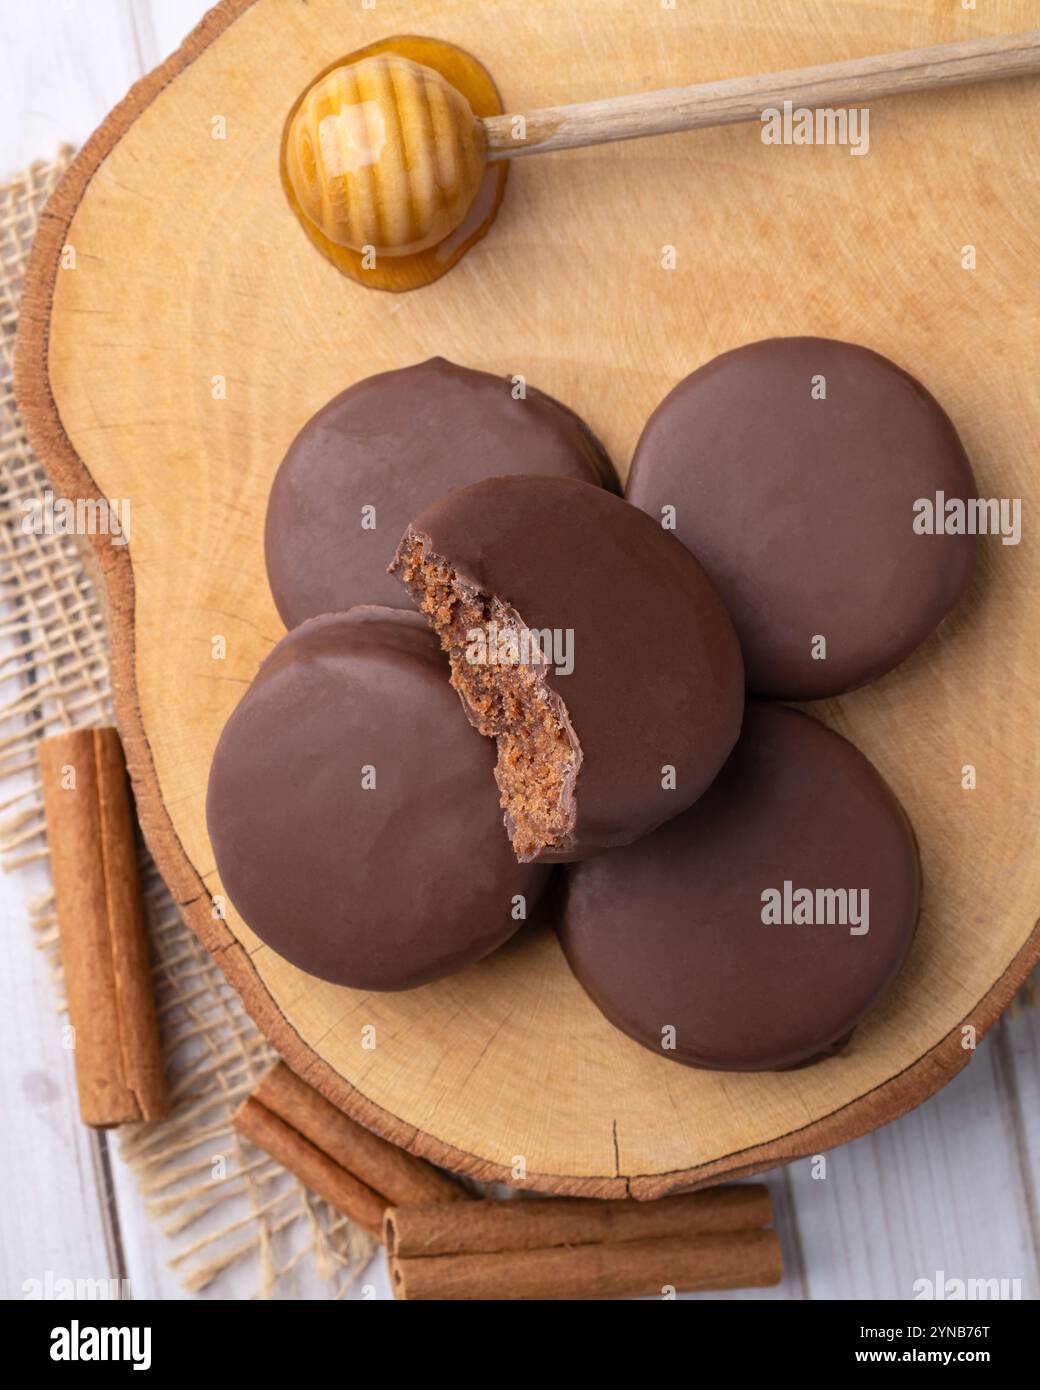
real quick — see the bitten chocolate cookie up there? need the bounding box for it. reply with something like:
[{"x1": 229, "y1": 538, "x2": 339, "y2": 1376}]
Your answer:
[
  {"x1": 265, "y1": 357, "x2": 618, "y2": 627},
  {"x1": 627, "y1": 337, "x2": 979, "y2": 699},
  {"x1": 390, "y1": 475, "x2": 745, "y2": 864},
  {"x1": 206, "y1": 607, "x2": 549, "y2": 990},
  {"x1": 559, "y1": 703, "x2": 921, "y2": 1071}
]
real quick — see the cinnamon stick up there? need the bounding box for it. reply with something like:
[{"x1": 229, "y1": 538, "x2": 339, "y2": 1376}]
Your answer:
[
  {"x1": 385, "y1": 1185, "x2": 771, "y2": 1258},
  {"x1": 38, "y1": 727, "x2": 167, "y2": 1127},
  {"x1": 232, "y1": 1062, "x2": 468, "y2": 1234},
  {"x1": 234, "y1": 1096, "x2": 388, "y2": 1235},
  {"x1": 390, "y1": 1227, "x2": 783, "y2": 1300}
]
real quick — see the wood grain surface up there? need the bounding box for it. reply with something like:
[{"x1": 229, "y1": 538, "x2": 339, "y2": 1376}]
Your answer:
[{"x1": 14, "y1": 0, "x2": 1040, "y2": 1199}]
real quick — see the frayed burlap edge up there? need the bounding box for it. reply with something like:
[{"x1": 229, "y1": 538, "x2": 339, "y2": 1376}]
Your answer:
[{"x1": 0, "y1": 148, "x2": 377, "y2": 1298}]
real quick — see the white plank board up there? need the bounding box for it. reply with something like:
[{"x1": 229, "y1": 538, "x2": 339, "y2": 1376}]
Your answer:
[
  {"x1": 1, "y1": 0, "x2": 1037, "y2": 1302},
  {"x1": 790, "y1": 1022, "x2": 1039, "y2": 1299},
  {"x1": 0, "y1": 0, "x2": 144, "y2": 174},
  {"x1": 0, "y1": 827, "x2": 118, "y2": 1298}
]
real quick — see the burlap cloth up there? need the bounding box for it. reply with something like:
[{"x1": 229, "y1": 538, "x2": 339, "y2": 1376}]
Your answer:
[{"x1": 0, "y1": 149, "x2": 377, "y2": 1297}]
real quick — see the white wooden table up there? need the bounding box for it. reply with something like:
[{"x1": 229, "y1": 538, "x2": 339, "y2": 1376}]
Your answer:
[{"x1": 1, "y1": 0, "x2": 1037, "y2": 1302}]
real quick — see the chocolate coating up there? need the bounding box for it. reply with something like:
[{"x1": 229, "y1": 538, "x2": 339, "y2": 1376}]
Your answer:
[
  {"x1": 206, "y1": 607, "x2": 549, "y2": 990},
  {"x1": 627, "y1": 338, "x2": 978, "y2": 699},
  {"x1": 265, "y1": 357, "x2": 618, "y2": 627},
  {"x1": 560, "y1": 703, "x2": 921, "y2": 1071},
  {"x1": 393, "y1": 475, "x2": 745, "y2": 861}
]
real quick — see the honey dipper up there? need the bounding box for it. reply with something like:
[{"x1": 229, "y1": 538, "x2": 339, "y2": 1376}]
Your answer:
[{"x1": 285, "y1": 30, "x2": 1040, "y2": 258}]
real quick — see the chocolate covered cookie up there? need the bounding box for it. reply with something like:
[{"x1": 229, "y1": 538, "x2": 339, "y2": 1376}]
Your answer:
[
  {"x1": 627, "y1": 337, "x2": 978, "y2": 698},
  {"x1": 206, "y1": 607, "x2": 549, "y2": 990},
  {"x1": 560, "y1": 703, "x2": 921, "y2": 1071},
  {"x1": 391, "y1": 475, "x2": 744, "y2": 863},
  {"x1": 265, "y1": 357, "x2": 618, "y2": 627}
]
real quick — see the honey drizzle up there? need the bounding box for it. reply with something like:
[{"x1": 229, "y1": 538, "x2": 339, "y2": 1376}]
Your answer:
[{"x1": 280, "y1": 35, "x2": 509, "y2": 292}]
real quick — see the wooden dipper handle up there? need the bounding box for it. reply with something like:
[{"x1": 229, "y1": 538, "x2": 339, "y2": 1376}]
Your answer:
[{"x1": 482, "y1": 30, "x2": 1040, "y2": 156}]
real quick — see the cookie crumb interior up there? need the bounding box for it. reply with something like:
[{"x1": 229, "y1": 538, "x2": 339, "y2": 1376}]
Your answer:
[{"x1": 394, "y1": 533, "x2": 578, "y2": 861}]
